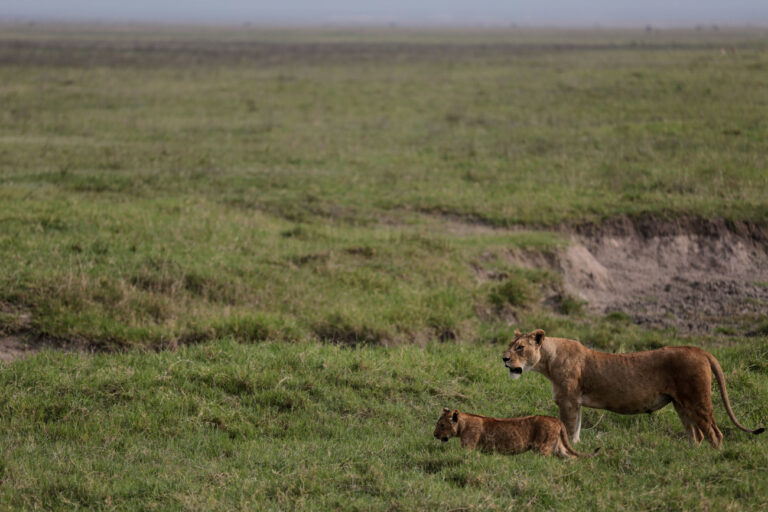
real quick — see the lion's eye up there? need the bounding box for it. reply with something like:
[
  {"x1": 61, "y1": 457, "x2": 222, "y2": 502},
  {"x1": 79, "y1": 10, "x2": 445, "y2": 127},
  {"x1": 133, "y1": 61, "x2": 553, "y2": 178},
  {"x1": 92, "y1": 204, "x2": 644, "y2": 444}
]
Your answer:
[{"x1": 515, "y1": 346, "x2": 523, "y2": 353}]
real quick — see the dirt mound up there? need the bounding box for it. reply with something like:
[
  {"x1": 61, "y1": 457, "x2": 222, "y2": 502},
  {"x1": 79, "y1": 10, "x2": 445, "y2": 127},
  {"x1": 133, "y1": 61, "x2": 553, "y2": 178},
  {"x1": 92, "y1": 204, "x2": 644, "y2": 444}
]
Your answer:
[{"x1": 560, "y1": 216, "x2": 768, "y2": 333}]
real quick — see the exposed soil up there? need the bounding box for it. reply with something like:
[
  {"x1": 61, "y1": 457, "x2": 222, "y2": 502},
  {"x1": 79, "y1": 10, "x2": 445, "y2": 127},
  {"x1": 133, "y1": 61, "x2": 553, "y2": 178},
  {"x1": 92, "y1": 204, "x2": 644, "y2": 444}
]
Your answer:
[
  {"x1": 0, "y1": 307, "x2": 86, "y2": 363},
  {"x1": 446, "y1": 212, "x2": 768, "y2": 334},
  {"x1": 558, "y1": 216, "x2": 768, "y2": 333},
  {"x1": 0, "y1": 332, "x2": 87, "y2": 363},
  {"x1": 0, "y1": 336, "x2": 35, "y2": 363}
]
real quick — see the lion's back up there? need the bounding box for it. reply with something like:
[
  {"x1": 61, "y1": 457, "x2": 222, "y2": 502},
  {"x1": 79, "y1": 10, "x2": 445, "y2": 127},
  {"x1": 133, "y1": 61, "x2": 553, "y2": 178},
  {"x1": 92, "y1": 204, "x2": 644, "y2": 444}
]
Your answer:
[{"x1": 482, "y1": 415, "x2": 561, "y2": 453}]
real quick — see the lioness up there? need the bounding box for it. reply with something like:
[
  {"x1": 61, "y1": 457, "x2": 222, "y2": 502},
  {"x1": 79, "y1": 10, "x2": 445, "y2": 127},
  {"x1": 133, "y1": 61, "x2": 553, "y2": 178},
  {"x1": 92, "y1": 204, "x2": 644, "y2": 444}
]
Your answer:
[
  {"x1": 502, "y1": 329, "x2": 765, "y2": 448},
  {"x1": 433, "y1": 407, "x2": 598, "y2": 458}
]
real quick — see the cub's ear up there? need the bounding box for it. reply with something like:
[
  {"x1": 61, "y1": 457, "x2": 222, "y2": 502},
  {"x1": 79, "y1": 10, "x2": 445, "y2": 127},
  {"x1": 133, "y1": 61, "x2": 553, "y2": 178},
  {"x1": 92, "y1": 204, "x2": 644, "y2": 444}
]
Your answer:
[
  {"x1": 452, "y1": 410, "x2": 459, "y2": 423},
  {"x1": 514, "y1": 329, "x2": 522, "y2": 337},
  {"x1": 532, "y1": 329, "x2": 545, "y2": 345},
  {"x1": 442, "y1": 407, "x2": 451, "y2": 414}
]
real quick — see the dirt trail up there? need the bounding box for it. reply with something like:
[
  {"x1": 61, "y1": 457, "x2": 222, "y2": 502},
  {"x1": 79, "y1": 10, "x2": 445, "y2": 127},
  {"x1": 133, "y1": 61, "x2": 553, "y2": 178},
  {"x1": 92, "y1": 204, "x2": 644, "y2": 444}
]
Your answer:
[{"x1": 559, "y1": 217, "x2": 768, "y2": 332}]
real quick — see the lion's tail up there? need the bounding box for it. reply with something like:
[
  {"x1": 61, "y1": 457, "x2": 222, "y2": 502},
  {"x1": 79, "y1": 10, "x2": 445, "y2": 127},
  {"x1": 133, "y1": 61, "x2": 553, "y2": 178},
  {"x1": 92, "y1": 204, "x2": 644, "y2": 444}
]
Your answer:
[
  {"x1": 707, "y1": 352, "x2": 765, "y2": 435},
  {"x1": 559, "y1": 423, "x2": 599, "y2": 458}
]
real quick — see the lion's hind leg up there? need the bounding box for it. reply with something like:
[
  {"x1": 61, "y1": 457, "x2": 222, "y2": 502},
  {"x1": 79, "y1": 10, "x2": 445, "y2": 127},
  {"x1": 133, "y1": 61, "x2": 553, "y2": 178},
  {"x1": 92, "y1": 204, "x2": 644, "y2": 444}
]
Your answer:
[
  {"x1": 552, "y1": 439, "x2": 571, "y2": 458},
  {"x1": 541, "y1": 422, "x2": 573, "y2": 458},
  {"x1": 530, "y1": 422, "x2": 564, "y2": 457},
  {"x1": 692, "y1": 406, "x2": 722, "y2": 448},
  {"x1": 536, "y1": 434, "x2": 569, "y2": 458},
  {"x1": 698, "y1": 412, "x2": 723, "y2": 448},
  {"x1": 710, "y1": 422, "x2": 724, "y2": 447},
  {"x1": 673, "y1": 400, "x2": 699, "y2": 444},
  {"x1": 674, "y1": 399, "x2": 723, "y2": 448},
  {"x1": 537, "y1": 442, "x2": 556, "y2": 457}
]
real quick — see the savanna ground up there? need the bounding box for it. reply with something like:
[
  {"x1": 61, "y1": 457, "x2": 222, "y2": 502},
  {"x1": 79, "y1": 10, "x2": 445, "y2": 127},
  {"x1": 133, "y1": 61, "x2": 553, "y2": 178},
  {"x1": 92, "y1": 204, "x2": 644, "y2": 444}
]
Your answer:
[{"x1": 0, "y1": 24, "x2": 767, "y2": 510}]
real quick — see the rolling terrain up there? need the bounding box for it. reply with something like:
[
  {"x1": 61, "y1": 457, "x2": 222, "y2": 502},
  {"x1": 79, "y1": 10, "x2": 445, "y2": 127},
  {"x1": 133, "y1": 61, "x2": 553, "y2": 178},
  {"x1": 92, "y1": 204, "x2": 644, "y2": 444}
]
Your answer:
[{"x1": 0, "y1": 24, "x2": 767, "y2": 510}]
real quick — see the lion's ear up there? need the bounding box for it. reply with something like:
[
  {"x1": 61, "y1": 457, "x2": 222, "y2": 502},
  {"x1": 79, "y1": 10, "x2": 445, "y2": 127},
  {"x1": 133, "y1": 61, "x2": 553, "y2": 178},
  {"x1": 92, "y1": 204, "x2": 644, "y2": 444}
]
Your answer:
[
  {"x1": 452, "y1": 410, "x2": 459, "y2": 423},
  {"x1": 532, "y1": 329, "x2": 545, "y2": 345},
  {"x1": 442, "y1": 407, "x2": 450, "y2": 414},
  {"x1": 514, "y1": 329, "x2": 522, "y2": 337}
]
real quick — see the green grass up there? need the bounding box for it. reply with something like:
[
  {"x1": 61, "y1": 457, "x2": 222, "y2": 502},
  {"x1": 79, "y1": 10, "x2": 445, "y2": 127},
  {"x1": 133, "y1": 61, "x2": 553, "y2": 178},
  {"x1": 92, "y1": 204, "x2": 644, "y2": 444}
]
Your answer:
[
  {"x1": 0, "y1": 192, "x2": 567, "y2": 347},
  {"x1": 1, "y1": 25, "x2": 768, "y2": 510},
  {"x1": 2, "y1": 26, "x2": 767, "y2": 347},
  {"x1": 1, "y1": 337, "x2": 767, "y2": 510}
]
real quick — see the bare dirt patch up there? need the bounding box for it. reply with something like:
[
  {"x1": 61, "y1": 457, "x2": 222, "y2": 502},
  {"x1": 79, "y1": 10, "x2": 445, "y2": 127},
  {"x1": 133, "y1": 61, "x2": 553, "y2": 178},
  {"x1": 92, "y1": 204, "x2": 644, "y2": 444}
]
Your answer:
[
  {"x1": 0, "y1": 336, "x2": 35, "y2": 363},
  {"x1": 435, "y1": 212, "x2": 768, "y2": 334},
  {"x1": 0, "y1": 306, "x2": 85, "y2": 363},
  {"x1": 559, "y1": 217, "x2": 768, "y2": 333},
  {"x1": 0, "y1": 333, "x2": 86, "y2": 363}
]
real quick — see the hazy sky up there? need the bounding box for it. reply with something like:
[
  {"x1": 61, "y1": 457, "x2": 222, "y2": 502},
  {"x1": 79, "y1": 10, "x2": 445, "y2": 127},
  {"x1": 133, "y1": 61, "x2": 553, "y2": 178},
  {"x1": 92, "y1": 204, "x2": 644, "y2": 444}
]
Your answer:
[{"x1": 2, "y1": 1, "x2": 767, "y2": 26}]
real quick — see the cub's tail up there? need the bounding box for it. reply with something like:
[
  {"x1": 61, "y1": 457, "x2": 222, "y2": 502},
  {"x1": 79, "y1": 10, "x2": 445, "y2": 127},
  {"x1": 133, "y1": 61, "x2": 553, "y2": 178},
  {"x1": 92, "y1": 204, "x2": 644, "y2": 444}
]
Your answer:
[{"x1": 560, "y1": 423, "x2": 600, "y2": 458}]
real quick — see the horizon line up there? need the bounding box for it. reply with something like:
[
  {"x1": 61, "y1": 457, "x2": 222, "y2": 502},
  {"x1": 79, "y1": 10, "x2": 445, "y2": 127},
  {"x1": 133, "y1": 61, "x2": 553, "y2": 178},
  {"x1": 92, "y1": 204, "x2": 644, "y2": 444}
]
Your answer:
[{"x1": 2, "y1": 18, "x2": 768, "y2": 30}]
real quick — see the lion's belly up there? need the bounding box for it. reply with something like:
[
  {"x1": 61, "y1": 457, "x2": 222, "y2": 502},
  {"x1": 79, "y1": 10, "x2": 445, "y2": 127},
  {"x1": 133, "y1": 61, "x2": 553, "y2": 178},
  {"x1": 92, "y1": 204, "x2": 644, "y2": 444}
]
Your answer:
[{"x1": 582, "y1": 392, "x2": 672, "y2": 415}]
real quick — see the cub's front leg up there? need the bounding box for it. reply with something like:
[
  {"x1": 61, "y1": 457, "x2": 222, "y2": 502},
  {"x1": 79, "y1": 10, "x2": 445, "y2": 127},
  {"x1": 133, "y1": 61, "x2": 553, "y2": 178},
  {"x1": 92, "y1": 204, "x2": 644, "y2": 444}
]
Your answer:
[{"x1": 460, "y1": 430, "x2": 482, "y2": 450}]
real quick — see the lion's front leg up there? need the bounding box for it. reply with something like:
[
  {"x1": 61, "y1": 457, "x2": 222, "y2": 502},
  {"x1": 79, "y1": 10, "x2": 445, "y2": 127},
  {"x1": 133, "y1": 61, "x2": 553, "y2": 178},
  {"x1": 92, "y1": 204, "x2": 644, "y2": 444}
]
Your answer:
[
  {"x1": 556, "y1": 398, "x2": 582, "y2": 443},
  {"x1": 460, "y1": 431, "x2": 481, "y2": 450}
]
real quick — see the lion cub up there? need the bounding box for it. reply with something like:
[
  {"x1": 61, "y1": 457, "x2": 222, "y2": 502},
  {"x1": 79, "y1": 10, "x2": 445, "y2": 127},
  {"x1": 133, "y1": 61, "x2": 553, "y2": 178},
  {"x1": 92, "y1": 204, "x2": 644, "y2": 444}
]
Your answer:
[{"x1": 433, "y1": 408, "x2": 598, "y2": 458}]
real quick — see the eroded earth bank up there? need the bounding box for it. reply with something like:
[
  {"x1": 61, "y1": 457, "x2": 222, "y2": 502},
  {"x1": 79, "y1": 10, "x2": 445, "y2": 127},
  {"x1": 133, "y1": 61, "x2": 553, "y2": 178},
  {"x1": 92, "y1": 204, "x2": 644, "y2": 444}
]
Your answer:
[{"x1": 549, "y1": 217, "x2": 768, "y2": 333}]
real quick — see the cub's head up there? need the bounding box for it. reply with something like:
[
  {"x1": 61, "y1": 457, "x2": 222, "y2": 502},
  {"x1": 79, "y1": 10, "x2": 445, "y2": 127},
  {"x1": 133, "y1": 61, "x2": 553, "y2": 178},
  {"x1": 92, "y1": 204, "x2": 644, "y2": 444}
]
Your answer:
[
  {"x1": 501, "y1": 329, "x2": 545, "y2": 379},
  {"x1": 433, "y1": 408, "x2": 460, "y2": 442}
]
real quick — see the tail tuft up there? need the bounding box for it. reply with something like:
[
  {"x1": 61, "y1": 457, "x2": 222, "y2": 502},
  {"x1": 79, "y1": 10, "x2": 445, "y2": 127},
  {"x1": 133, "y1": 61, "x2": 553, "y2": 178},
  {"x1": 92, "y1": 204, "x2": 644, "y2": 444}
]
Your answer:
[
  {"x1": 592, "y1": 447, "x2": 601, "y2": 455},
  {"x1": 753, "y1": 427, "x2": 765, "y2": 435}
]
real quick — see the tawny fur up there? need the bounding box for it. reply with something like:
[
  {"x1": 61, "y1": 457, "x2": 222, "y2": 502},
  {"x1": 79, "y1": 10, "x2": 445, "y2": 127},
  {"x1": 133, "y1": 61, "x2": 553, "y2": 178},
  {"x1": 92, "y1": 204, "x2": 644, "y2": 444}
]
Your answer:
[
  {"x1": 502, "y1": 329, "x2": 765, "y2": 448},
  {"x1": 433, "y1": 408, "x2": 597, "y2": 458}
]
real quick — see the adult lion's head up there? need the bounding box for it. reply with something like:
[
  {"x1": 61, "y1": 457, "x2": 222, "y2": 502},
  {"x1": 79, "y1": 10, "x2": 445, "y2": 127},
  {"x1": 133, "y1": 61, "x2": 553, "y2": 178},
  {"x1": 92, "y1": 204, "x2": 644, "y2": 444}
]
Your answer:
[{"x1": 502, "y1": 329, "x2": 545, "y2": 379}]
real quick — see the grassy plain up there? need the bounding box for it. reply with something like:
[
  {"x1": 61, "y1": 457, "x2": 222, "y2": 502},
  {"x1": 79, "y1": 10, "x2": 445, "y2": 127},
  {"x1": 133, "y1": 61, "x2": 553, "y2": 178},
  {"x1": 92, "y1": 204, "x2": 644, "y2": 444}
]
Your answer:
[
  {"x1": 0, "y1": 25, "x2": 767, "y2": 510},
  {"x1": 2, "y1": 25, "x2": 768, "y2": 346},
  {"x1": 2, "y1": 339, "x2": 767, "y2": 510}
]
